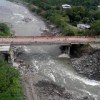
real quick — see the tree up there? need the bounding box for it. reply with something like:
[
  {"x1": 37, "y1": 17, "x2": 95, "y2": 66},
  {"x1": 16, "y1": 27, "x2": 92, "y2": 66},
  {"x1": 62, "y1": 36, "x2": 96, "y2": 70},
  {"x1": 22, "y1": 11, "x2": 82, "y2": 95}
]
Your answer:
[
  {"x1": 93, "y1": 9, "x2": 100, "y2": 20},
  {"x1": 91, "y1": 20, "x2": 100, "y2": 35},
  {"x1": 67, "y1": 6, "x2": 86, "y2": 24}
]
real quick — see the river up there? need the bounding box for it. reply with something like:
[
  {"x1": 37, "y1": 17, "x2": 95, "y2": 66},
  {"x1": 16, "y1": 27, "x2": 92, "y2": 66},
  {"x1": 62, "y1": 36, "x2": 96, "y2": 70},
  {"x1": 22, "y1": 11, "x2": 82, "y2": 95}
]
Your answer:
[{"x1": 0, "y1": 0, "x2": 100, "y2": 100}]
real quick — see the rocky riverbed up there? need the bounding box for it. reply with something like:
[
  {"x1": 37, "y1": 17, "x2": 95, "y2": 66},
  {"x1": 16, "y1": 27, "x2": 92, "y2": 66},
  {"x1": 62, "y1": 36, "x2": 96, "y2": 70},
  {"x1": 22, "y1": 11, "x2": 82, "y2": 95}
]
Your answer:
[
  {"x1": 12, "y1": 46, "x2": 95, "y2": 100},
  {"x1": 34, "y1": 80, "x2": 94, "y2": 100},
  {"x1": 71, "y1": 50, "x2": 100, "y2": 81}
]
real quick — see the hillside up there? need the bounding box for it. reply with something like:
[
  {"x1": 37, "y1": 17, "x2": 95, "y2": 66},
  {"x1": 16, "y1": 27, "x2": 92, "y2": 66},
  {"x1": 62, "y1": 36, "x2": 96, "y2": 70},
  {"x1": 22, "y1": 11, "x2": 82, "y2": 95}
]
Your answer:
[{"x1": 22, "y1": 0, "x2": 100, "y2": 36}]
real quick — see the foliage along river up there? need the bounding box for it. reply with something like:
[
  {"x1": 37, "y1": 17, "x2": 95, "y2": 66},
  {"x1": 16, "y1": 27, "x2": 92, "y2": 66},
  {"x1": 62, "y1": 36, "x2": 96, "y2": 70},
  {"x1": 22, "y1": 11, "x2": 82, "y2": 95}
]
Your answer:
[{"x1": 0, "y1": 0, "x2": 100, "y2": 99}]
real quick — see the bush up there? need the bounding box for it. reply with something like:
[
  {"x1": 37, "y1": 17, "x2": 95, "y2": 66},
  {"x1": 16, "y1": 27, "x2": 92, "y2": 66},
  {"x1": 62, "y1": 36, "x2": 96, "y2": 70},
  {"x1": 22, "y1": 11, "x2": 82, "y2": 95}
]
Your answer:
[
  {"x1": 0, "y1": 23, "x2": 10, "y2": 36},
  {"x1": 0, "y1": 60, "x2": 23, "y2": 100}
]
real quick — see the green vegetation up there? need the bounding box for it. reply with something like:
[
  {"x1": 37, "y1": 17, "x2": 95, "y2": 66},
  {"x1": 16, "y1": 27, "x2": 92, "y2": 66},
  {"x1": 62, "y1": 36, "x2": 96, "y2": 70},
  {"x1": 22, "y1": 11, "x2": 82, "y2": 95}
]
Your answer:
[
  {"x1": 91, "y1": 20, "x2": 100, "y2": 35},
  {"x1": 0, "y1": 59, "x2": 23, "y2": 100},
  {"x1": 0, "y1": 22, "x2": 22, "y2": 100},
  {"x1": 0, "y1": 22, "x2": 23, "y2": 99},
  {"x1": 0, "y1": 23, "x2": 11, "y2": 36},
  {"x1": 22, "y1": 0, "x2": 100, "y2": 36}
]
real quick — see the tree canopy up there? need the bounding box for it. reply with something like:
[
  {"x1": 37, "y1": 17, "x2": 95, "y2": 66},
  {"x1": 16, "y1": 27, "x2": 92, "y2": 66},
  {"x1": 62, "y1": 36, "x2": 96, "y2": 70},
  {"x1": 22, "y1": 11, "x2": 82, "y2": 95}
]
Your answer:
[
  {"x1": 91, "y1": 20, "x2": 100, "y2": 35},
  {"x1": 22, "y1": 0, "x2": 100, "y2": 36},
  {"x1": 0, "y1": 23, "x2": 10, "y2": 36},
  {"x1": 0, "y1": 60, "x2": 23, "y2": 100}
]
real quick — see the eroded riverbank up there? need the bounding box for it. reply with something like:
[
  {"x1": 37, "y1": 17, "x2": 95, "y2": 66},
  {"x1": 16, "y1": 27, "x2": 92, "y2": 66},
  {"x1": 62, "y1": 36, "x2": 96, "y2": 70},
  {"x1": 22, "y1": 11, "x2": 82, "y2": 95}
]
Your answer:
[{"x1": 72, "y1": 50, "x2": 100, "y2": 81}]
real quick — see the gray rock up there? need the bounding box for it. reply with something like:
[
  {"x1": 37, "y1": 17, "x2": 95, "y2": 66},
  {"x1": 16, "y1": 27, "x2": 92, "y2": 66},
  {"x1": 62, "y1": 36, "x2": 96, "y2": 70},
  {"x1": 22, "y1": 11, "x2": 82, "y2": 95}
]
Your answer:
[{"x1": 71, "y1": 51, "x2": 100, "y2": 80}]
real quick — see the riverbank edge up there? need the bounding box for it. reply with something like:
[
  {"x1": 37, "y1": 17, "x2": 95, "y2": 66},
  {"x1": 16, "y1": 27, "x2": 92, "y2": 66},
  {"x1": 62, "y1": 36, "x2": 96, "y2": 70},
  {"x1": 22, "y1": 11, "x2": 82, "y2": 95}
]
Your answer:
[
  {"x1": 8, "y1": 0, "x2": 61, "y2": 36},
  {"x1": 0, "y1": 21, "x2": 24, "y2": 99},
  {"x1": 6, "y1": 0, "x2": 99, "y2": 99}
]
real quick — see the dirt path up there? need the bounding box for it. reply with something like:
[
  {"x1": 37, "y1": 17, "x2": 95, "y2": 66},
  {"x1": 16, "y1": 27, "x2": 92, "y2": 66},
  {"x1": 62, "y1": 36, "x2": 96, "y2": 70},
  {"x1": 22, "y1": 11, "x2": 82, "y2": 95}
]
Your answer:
[{"x1": 21, "y1": 74, "x2": 38, "y2": 100}]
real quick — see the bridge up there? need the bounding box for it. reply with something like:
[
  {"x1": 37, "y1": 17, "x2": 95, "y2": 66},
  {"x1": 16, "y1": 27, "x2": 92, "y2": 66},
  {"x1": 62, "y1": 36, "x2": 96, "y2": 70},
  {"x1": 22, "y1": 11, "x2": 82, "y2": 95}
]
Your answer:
[
  {"x1": 0, "y1": 36, "x2": 99, "y2": 59},
  {"x1": 0, "y1": 36, "x2": 99, "y2": 45}
]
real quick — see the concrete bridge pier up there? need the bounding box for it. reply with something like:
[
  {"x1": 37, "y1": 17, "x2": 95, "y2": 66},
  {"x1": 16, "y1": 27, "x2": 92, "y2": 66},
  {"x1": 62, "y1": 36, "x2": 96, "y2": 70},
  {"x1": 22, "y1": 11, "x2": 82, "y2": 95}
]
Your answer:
[
  {"x1": 67, "y1": 46, "x2": 71, "y2": 57},
  {"x1": 63, "y1": 44, "x2": 71, "y2": 55},
  {"x1": 64, "y1": 45, "x2": 71, "y2": 58},
  {"x1": 58, "y1": 45, "x2": 71, "y2": 58}
]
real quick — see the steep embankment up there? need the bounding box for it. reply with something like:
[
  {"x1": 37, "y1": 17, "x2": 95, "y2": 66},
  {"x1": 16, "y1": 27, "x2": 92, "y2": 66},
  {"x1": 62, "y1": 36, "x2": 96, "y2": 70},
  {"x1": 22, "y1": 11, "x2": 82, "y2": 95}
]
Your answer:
[{"x1": 71, "y1": 51, "x2": 100, "y2": 81}]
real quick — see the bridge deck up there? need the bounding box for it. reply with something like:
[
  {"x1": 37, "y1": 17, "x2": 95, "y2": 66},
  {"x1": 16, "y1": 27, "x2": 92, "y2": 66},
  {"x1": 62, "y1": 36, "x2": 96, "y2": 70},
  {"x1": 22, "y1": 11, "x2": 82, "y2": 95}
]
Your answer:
[{"x1": 0, "y1": 36, "x2": 99, "y2": 45}]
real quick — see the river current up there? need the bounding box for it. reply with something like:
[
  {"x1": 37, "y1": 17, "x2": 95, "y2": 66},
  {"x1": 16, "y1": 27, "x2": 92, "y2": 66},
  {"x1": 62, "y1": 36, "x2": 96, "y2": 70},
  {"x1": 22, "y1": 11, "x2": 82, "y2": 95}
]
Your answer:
[{"x1": 0, "y1": 0, "x2": 100, "y2": 99}]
